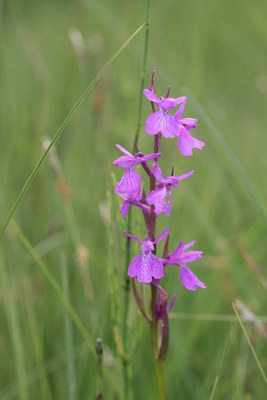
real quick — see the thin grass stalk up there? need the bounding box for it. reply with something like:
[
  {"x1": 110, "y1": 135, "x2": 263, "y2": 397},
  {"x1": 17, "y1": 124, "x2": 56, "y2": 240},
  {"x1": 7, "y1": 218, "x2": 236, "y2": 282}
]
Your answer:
[
  {"x1": 133, "y1": 0, "x2": 151, "y2": 146},
  {"x1": 1, "y1": 258, "x2": 29, "y2": 400},
  {"x1": 208, "y1": 331, "x2": 232, "y2": 400},
  {"x1": 23, "y1": 278, "x2": 52, "y2": 399},
  {"x1": 232, "y1": 303, "x2": 267, "y2": 387},
  {"x1": 0, "y1": 23, "x2": 145, "y2": 241},
  {"x1": 61, "y1": 253, "x2": 77, "y2": 400},
  {"x1": 121, "y1": 2, "x2": 151, "y2": 399},
  {"x1": 11, "y1": 219, "x2": 95, "y2": 356}
]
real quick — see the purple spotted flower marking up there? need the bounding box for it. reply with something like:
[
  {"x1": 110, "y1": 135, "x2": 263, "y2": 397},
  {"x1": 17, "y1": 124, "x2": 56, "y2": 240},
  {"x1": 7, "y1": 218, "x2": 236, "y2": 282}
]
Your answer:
[
  {"x1": 174, "y1": 102, "x2": 205, "y2": 156},
  {"x1": 124, "y1": 228, "x2": 170, "y2": 284},
  {"x1": 162, "y1": 241, "x2": 206, "y2": 291},
  {"x1": 143, "y1": 72, "x2": 186, "y2": 138},
  {"x1": 146, "y1": 162, "x2": 194, "y2": 216}
]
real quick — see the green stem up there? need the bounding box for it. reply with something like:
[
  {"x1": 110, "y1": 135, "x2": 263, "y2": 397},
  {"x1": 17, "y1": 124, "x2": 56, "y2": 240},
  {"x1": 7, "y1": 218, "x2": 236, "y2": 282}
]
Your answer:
[
  {"x1": 121, "y1": 2, "x2": 151, "y2": 400},
  {"x1": 151, "y1": 285, "x2": 168, "y2": 400},
  {"x1": 134, "y1": 0, "x2": 151, "y2": 146}
]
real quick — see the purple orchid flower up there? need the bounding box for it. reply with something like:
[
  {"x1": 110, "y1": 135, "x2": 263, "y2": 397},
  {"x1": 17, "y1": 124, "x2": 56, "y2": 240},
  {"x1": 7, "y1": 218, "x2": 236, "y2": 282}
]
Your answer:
[
  {"x1": 143, "y1": 72, "x2": 186, "y2": 138},
  {"x1": 146, "y1": 162, "x2": 194, "y2": 216},
  {"x1": 124, "y1": 228, "x2": 170, "y2": 284},
  {"x1": 162, "y1": 241, "x2": 206, "y2": 291},
  {"x1": 113, "y1": 144, "x2": 161, "y2": 200},
  {"x1": 174, "y1": 102, "x2": 205, "y2": 156}
]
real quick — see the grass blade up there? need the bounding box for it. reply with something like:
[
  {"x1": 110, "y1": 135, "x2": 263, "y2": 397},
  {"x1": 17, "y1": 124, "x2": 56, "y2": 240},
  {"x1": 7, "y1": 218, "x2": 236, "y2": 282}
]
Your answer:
[
  {"x1": 232, "y1": 303, "x2": 267, "y2": 387},
  {"x1": 0, "y1": 23, "x2": 145, "y2": 240},
  {"x1": 208, "y1": 331, "x2": 232, "y2": 400},
  {"x1": 11, "y1": 219, "x2": 95, "y2": 356}
]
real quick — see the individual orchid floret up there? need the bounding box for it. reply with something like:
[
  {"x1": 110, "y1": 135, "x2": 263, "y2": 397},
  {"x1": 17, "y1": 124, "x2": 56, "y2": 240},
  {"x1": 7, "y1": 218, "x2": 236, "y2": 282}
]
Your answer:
[
  {"x1": 163, "y1": 241, "x2": 206, "y2": 291},
  {"x1": 113, "y1": 144, "x2": 161, "y2": 199},
  {"x1": 143, "y1": 72, "x2": 186, "y2": 138},
  {"x1": 174, "y1": 103, "x2": 205, "y2": 156},
  {"x1": 124, "y1": 228, "x2": 170, "y2": 284},
  {"x1": 146, "y1": 162, "x2": 194, "y2": 216}
]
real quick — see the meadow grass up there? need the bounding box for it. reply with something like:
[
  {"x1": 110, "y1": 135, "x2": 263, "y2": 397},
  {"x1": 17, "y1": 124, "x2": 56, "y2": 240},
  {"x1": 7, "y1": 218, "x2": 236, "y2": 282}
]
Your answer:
[{"x1": 0, "y1": 0, "x2": 267, "y2": 398}]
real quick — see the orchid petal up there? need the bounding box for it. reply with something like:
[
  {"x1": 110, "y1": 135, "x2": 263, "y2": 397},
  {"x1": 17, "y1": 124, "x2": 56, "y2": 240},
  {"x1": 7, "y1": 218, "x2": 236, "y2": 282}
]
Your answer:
[
  {"x1": 121, "y1": 201, "x2": 130, "y2": 219},
  {"x1": 174, "y1": 102, "x2": 187, "y2": 120},
  {"x1": 115, "y1": 169, "x2": 141, "y2": 200},
  {"x1": 128, "y1": 253, "x2": 164, "y2": 283},
  {"x1": 113, "y1": 155, "x2": 136, "y2": 168},
  {"x1": 152, "y1": 162, "x2": 165, "y2": 182},
  {"x1": 146, "y1": 187, "x2": 168, "y2": 216},
  {"x1": 115, "y1": 144, "x2": 133, "y2": 156},
  {"x1": 158, "y1": 96, "x2": 187, "y2": 109},
  {"x1": 154, "y1": 227, "x2": 171, "y2": 244},
  {"x1": 123, "y1": 231, "x2": 143, "y2": 243},
  {"x1": 180, "y1": 266, "x2": 206, "y2": 291},
  {"x1": 178, "y1": 128, "x2": 205, "y2": 156},
  {"x1": 143, "y1": 89, "x2": 160, "y2": 103},
  {"x1": 145, "y1": 111, "x2": 179, "y2": 138}
]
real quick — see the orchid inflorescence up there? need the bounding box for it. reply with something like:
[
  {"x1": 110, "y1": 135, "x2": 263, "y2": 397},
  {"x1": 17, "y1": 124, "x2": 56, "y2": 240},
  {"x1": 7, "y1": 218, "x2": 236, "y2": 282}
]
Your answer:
[{"x1": 113, "y1": 71, "x2": 206, "y2": 358}]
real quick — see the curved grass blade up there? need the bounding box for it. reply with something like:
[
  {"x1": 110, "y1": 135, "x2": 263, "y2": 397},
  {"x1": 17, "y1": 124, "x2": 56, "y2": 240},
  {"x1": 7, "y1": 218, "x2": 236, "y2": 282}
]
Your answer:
[
  {"x1": 11, "y1": 219, "x2": 95, "y2": 356},
  {"x1": 0, "y1": 23, "x2": 145, "y2": 241},
  {"x1": 232, "y1": 303, "x2": 267, "y2": 387}
]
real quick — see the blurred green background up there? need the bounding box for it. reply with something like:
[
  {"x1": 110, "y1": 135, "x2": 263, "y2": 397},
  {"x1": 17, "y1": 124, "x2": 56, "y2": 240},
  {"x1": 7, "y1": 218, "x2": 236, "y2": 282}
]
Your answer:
[{"x1": 1, "y1": 0, "x2": 267, "y2": 398}]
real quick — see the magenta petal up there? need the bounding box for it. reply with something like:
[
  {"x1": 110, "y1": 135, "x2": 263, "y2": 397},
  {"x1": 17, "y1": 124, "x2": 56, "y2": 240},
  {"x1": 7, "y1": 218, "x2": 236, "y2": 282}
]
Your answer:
[
  {"x1": 145, "y1": 111, "x2": 179, "y2": 138},
  {"x1": 175, "y1": 170, "x2": 194, "y2": 182},
  {"x1": 179, "y1": 118, "x2": 198, "y2": 130},
  {"x1": 152, "y1": 162, "x2": 165, "y2": 182},
  {"x1": 113, "y1": 155, "x2": 135, "y2": 168},
  {"x1": 146, "y1": 187, "x2": 168, "y2": 216},
  {"x1": 123, "y1": 231, "x2": 143, "y2": 243},
  {"x1": 128, "y1": 253, "x2": 164, "y2": 284},
  {"x1": 165, "y1": 191, "x2": 172, "y2": 217},
  {"x1": 158, "y1": 96, "x2": 187, "y2": 109},
  {"x1": 121, "y1": 201, "x2": 130, "y2": 219},
  {"x1": 145, "y1": 111, "x2": 164, "y2": 136},
  {"x1": 154, "y1": 227, "x2": 171, "y2": 244},
  {"x1": 177, "y1": 129, "x2": 205, "y2": 156},
  {"x1": 171, "y1": 241, "x2": 184, "y2": 258},
  {"x1": 143, "y1": 89, "x2": 160, "y2": 103},
  {"x1": 178, "y1": 251, "x2": 203, "y2": 263},
  {"x1": 174, "y1": 102, "x2": 187, "y2": 119},
  {"x1": 115, "y1": 168, "x2": 141, "y2": 200},
  {"x1": 138, "y1": 152, "x2": 162, "y2": 163},
  {"x1": 160, "y1": 112, "x2": 180, "y2": 138},
  {"x1": 115, "y1": 144, "x2": 132, "y2": 156},
  {"x1": 180, "y1": 266, "x2": 206, "y2": 291},
  {"x1": 183, "y1": 241, "x2": 196, "y2": 250}
]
